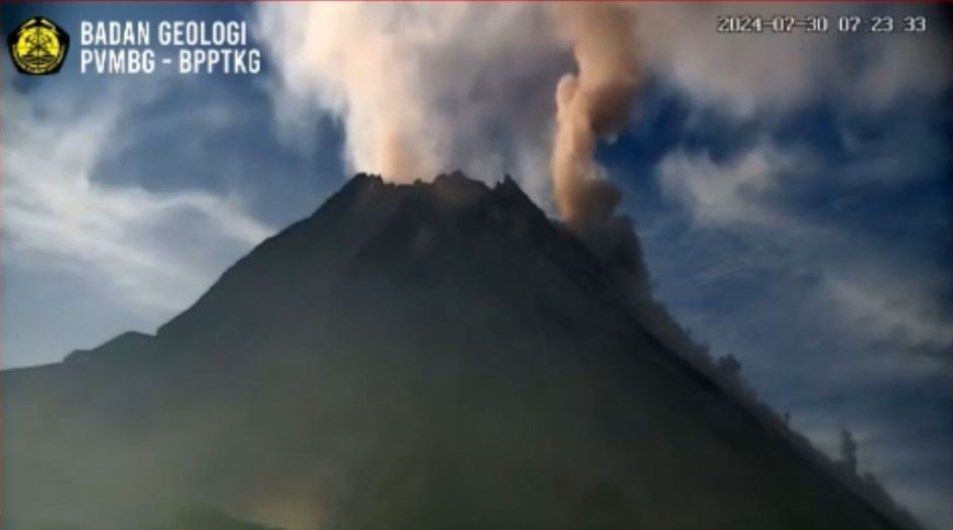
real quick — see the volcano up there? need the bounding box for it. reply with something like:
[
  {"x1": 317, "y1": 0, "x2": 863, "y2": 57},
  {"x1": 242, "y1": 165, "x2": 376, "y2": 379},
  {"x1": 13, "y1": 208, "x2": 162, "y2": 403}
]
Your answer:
[{"x1": 2, "y1": 173, "x2": 919, "y2": 530}]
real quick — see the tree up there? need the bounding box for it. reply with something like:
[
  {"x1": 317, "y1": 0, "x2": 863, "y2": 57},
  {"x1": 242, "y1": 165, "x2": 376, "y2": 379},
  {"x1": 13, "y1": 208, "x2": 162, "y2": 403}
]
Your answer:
[
  {"x1": 715, "y1": 354, "x2": 742, "y2": 380},
  {"x1": 840, "y1": 427, "x2": 858, "y2": 474}
]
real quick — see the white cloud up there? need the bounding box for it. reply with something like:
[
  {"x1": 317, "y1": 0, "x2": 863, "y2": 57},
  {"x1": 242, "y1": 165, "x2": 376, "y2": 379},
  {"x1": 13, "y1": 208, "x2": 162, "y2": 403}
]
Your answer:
[
  {"x1": 1, "y1": 86, "x2": 272, "y2": 314},
  {"x1": 635, "y1": 4, "x2": 832, "y2": 116},
  {"x1": 635, "y1": 4, "x2": 951, "y2": 117},
  {"x1": 656, "y1": 137, "x2": 951, "y2": 370},
  {"x1": 655, "y1": 141, "x2": 802, "y2": 227},
  {"x1": 824, "y1": 272, "x2": 953, "y2": 358}
]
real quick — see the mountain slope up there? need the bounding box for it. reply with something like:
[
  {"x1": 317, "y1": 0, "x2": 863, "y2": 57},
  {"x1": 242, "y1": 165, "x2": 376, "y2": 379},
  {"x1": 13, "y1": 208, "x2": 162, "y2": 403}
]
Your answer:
[{"x1": 3, "y1": 173, "x2": 916, "y2": 530}]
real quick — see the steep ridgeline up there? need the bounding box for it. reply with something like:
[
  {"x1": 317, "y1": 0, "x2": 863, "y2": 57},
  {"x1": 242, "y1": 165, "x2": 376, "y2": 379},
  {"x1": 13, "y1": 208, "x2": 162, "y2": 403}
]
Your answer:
[{"x1": 3, "y1": 173, "x2": 918, "y2": 530}]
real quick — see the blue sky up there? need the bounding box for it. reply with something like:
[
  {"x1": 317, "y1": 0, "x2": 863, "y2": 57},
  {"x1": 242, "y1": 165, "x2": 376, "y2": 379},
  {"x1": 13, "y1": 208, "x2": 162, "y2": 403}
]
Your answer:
[{"x1": 2, "y1": 3, "x2": 951, "y2": 529}]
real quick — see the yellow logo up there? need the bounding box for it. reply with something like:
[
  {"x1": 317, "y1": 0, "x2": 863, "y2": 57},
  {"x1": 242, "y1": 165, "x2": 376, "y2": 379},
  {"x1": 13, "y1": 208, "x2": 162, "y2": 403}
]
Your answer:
[{"x1": 7, "y1": 16, "x2": 69, "y2": 75}]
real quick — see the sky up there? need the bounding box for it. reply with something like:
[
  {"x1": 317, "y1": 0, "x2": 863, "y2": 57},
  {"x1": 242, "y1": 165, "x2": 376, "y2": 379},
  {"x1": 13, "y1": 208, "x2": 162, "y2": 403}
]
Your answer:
[{"x1": 2, "y1": 2, "x2": 951, "y2": 529}]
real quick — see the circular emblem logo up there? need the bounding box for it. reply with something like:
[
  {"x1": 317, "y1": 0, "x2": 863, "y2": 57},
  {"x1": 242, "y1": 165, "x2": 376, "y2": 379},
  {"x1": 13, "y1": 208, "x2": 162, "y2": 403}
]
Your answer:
[{"x1": 7, "y1": 16, "x2": 69, "y2": 75}]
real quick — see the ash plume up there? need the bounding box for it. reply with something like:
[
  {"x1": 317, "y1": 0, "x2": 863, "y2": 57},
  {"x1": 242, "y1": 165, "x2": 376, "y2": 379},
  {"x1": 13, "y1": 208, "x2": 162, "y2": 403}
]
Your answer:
[
  {"x1": 547, "y1": 3, "x2": 647, "y2": 297},
  {"x1": 256, "y1": 3, "x2": 440, "y2": 183},
  {"x1": 256, "y1": 3, "x2": 648, "y2": 293},
  {"x1": 550, "y1": 3, "x2": 639, "y2": 229},
  {"x1": 255, "y1": 3, "x2": 564, "y2": 194}
]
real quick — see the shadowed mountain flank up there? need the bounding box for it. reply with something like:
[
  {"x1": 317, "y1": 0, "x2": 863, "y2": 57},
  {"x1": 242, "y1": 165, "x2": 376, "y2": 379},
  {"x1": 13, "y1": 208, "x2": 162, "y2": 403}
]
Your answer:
[{"x1": 3, "y1": 173, "x2": 920, "y2": 530}]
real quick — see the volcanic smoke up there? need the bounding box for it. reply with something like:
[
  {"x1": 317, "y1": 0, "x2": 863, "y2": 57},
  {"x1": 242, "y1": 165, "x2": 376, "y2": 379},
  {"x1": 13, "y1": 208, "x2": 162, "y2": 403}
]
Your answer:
[
  {"x1": 550, "y1": 3, "x2": 639, "y2": 230},
  {"x1": 257, "y1": 3, "x2": 642, "y2": 231}
]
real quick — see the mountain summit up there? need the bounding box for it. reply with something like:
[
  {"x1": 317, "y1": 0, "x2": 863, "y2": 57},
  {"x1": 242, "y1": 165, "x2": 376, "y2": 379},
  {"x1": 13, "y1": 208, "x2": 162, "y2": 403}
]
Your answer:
[{"x1": 3, "y1": 173, "x2": 917, "y2": 530}]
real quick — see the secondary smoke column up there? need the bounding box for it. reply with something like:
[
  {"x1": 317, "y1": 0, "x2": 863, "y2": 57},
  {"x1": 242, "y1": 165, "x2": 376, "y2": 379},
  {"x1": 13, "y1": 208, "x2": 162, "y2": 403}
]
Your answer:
[
  {"x1": 548, "y1": 4, "x2": 649, "y2": 297},
  {"x1": 550, "y1": 3, "x2": 639, "y2": 229}
]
